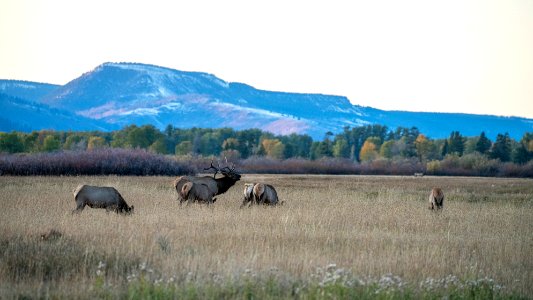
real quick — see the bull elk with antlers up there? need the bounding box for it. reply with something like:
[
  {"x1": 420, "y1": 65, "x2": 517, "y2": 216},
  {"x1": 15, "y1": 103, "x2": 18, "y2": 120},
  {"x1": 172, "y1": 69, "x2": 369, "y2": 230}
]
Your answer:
[{"x1": 174, "y1": 160, "x2": 241, "y2": 205}]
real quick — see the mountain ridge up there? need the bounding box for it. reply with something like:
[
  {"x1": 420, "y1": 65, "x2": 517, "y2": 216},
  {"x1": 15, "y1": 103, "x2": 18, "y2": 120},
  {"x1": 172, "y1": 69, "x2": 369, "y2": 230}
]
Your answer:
[{"x1": 1, "y1": 62, "x2": 532, "y2": 140}]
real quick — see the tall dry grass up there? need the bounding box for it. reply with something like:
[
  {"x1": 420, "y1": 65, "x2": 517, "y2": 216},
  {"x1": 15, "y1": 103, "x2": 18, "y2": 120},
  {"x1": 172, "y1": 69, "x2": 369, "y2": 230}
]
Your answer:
[{"x1": 0, "y1": 175, "x2": 532, "y2": 298}]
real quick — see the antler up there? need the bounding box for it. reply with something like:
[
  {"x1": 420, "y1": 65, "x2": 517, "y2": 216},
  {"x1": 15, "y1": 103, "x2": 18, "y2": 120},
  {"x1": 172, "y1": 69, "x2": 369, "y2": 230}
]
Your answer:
[
  {"x1": 220, "y1": 156, "x2": 237, "y2": 173},
  {"x1": 204, "y1": 160, "x2": 220, "y2": 178}
]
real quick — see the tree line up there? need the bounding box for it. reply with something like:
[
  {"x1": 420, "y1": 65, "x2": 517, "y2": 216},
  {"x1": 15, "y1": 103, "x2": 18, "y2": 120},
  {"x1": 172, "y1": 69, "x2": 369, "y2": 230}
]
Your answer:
[{"x1": 0, "y1": 124, "x2": 532, "y2": 164}]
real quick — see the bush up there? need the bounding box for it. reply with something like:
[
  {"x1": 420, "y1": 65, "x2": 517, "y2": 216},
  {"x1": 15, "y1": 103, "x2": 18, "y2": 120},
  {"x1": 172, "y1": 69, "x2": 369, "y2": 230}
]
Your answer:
[
  {"x1": 426, "y1": 153, "x2": 533, "y2": 177},
  {"x1": 0, "y1": 148, "x2": 195, "y2": 176}
]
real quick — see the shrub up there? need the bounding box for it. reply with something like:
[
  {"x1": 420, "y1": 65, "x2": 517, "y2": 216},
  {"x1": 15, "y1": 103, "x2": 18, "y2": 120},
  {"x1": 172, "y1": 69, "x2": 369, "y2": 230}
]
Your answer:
[{"x1": 0, "y1": 148, "x2": 195, "y2": 176}]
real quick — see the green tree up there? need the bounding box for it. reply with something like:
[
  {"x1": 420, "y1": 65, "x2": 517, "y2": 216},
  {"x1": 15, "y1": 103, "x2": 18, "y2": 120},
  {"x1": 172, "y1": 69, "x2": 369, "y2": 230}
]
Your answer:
[
  {"x1": 441, "y1": 139, "x2": 449, "y2": 157},
  {"x1": 126, "y1": 125, "x2": 162, "y2": 149},
  {"x1": 43, "y1": 135, "x2": 60, "y2": 152},
  {"x1": 312, "y1": 141, "x2": 333, "y2": 159},
  {"x1": 0, "y1": 132, "x2": 24, "y2": 153},
  {"x1": 222, "y1": 138, "x2": 239, "y2": 151},
  {"x1": 380, "y1": 140, "x2": 395, "y2": 159},
  {"x1": 175, "y1": 141, "x2": 193, "y2": 156},
  {"x1": 281, "y1": 133, "x2": 313, "y2": 158},
  {"x1": 64, "y1": 135, "x2": 86, "y2": 151},
  {"x1": 475, "y1": 132, "x2": 492, "y2": 154},
  {"x1": 512, "y1": 144, "x2": 530, "y2": 164},
  {"x1": 448, "y1": 131, "x2": 465, "y2": 156},
  {"x1": 332, "y1": 138, "x2": 350, "y2": 158},
  {"x1": 164, "y1": 124, "x2": 174, "y2": 138},
  {"x1": 149, "y1": 137, "x2": 168, "y2": 154},
  {"x1": 490, "y1": 133, "x2": 512, "y2": 162}
]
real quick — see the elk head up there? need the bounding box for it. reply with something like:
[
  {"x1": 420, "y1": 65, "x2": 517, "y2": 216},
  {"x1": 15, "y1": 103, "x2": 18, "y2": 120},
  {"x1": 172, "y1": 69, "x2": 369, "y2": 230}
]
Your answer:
[{"x1": 204, "y1": 159, "x2": 241, "y2": 195}]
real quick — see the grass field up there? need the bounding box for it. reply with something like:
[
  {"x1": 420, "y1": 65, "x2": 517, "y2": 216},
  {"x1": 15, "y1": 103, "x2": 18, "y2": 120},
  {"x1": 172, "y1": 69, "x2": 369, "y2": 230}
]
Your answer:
[{"x1": 0, "y1": 174, "x2": 532, "y2": 299}]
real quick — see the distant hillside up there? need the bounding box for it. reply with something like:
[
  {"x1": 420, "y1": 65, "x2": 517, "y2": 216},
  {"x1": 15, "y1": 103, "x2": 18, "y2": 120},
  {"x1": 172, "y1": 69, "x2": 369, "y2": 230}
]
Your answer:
[
  {"x1": 1, "y1": 62, "x2": 532, "y2": 139},
  {"x1": 0, "y1": 80, "x2": 59, "y2": 102},
  {"x1": 0, "y1": 92, "x2": 114, "y2": 132}
]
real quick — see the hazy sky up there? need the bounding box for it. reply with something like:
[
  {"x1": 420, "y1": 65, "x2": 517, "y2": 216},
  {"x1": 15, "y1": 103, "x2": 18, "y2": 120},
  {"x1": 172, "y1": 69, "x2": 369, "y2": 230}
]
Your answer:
[{"x1": 1, "y1": 0, "x2": 532, "y2": 118}]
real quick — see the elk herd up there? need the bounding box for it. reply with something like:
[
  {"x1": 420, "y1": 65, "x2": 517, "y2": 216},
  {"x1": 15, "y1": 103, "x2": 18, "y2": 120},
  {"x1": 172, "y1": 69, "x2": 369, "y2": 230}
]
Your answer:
[{"x1": 71, "y1": 160, "x2": 444, "y2": 214}]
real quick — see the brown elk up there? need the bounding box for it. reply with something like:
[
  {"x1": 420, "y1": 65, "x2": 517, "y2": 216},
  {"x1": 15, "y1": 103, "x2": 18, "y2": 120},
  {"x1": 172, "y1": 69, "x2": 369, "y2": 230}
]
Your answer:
[
  {"x1": 72, "y1": 185, "x2": 134, "y2": 214},
  {"x1": 240, "y1": 183, "x2": 256, "y2": 208},
  {"x1": 253, "y1": 183, "x2": 280, "y2": 205},
  {"x1": 174, "y1": 160, "x2": 241, "y2": 205},
  {"x1": 180, "y1": 181, "x2": 215, "y2": 204},
  {"x1": 241, "y1": 183, "x2": 280, "y2": 207},
  {"x1": 429, "y1": 187, "x2": 444, "y2": 210}
]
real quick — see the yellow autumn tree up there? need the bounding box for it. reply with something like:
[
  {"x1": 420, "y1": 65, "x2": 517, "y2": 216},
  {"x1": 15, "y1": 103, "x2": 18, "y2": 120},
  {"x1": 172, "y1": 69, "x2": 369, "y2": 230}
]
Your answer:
[
  {"x1": 262, "y1": 138, "x2": 285, "y2": 159},
  {"x1": 87, "y1": 136, "x2": 106, "y2": 150},
  {"x1": 415, "y1": 134, "x2": 435, "y2": 162},
  {"x1": 359, "y1": 140, "x2": 378, "y2": 162}
]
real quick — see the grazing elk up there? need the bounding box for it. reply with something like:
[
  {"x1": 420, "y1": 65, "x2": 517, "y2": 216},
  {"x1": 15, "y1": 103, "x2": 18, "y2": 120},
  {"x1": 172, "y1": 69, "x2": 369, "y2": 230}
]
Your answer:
[
  {"x1": 174, "y1": 160, "x2": 241, "y2": 205},
  {"x1": 253, "y1": 183, "x2": 280, "y2": 205},
  {"x1": 180, "y1": 181, "x2": 215, "y2": 204},
  {"x1": 241, "y1": 183, "x2": 281, "y2": 207},
  {"x1": 72, "y1": 185, "x2": 134, "y2": 214},
  {"x1": 240, "y1": 183, "x2": 256, "y2": 208},
  {"x1": 429, "y1": 187, "x2": 444, "y2": 210}
]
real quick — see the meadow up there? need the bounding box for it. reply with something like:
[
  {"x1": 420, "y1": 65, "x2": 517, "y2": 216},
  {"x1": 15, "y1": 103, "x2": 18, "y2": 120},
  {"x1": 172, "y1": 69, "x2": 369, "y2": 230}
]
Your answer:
[{"x1": 0, "y1": 174, "x2": 532, "y2": 299}]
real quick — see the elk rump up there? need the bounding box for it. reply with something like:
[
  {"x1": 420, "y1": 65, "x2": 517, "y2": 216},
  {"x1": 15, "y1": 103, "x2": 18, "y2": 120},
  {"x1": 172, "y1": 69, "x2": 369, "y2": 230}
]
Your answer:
[
  {"x1": 240, "y1": 183, "x2": 256, "y2": 208},
  {"x1": 73, "y1": 185, "x2": 134, "y2": 214},
  {"x1": 253, "y1": 183, "x2": 279, "y2": 205},
  {"x1": 241, "y1": 183, "x2": 281, "y2": 207},
  {"x1": 180, "y1": 181, "x2": 215, "y2": 204}
]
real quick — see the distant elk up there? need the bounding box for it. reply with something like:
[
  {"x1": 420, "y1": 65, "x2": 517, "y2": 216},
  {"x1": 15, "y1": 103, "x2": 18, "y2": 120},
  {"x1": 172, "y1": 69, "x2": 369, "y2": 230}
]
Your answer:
[
  {"x1": 429, "y1": 187, "x2": 444, "y2": 210},
  {"x1": 72, "y1": 184, "x2": 134, "y2": 214},
  {"x1": 241, "y1": 182, "x2": 281, "y2": 207},
  {"x1": 174, "y1": 160, "x2": 241, "y2": 205}
]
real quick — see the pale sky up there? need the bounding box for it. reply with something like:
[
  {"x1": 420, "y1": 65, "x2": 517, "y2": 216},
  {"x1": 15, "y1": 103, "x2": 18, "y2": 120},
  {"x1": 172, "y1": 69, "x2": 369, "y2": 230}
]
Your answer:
[{"x1": 1, "y1": 0, "x2": 532, "y2": 118}]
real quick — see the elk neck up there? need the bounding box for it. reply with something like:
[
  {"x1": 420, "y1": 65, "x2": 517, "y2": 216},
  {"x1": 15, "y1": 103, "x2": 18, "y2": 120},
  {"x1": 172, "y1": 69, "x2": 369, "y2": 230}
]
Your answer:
[{"x1": 215, "y1": 176, "x2": 240, "y2": 195}]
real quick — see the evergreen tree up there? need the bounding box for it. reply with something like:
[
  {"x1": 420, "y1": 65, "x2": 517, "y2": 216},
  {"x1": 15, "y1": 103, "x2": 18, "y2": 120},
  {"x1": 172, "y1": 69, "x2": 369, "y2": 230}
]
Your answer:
[
  {"x1": 475, "y1": 131, "x2": 492, "y2": 154},
  {"x1": 512, "y1": 133, "x2": 532, "y2": 164},
  {"x1": 490, "y1": 133, "x2": 512, "y2": 162},
  {"x1": 164, "y1": 124, "x2": 174, "y2": 138},
  {"x1": 512, "y1": 144, "x2": 530, "y2": 164},
  {"x1": 448, "y1": 131, "x2": 464, "y2": 156},
  {"x1": 441, "y1": 140, "x2": 449, "y2": 157}
]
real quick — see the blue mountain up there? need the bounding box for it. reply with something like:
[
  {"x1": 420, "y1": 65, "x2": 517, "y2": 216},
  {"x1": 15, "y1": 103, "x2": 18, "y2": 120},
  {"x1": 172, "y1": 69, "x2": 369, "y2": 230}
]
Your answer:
[
  {"x1": 0, "y1": 92, "x2": 114, "y2": 132},
  {"x1": 1, "y1": 62, "x2": 532, "y2": 139}
]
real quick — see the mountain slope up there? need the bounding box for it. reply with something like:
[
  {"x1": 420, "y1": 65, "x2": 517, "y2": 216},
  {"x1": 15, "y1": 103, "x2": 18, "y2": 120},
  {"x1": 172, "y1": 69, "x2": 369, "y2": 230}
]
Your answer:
[
  {"x1": 0, "y1": 80, "x2": 59, "y2": 102},
  {"x1": 0, "y1": 93, "x2": 115, "y2": 132},
  {"x1": 2, "y1": 62, "x2": 532, "y2": 139}
]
